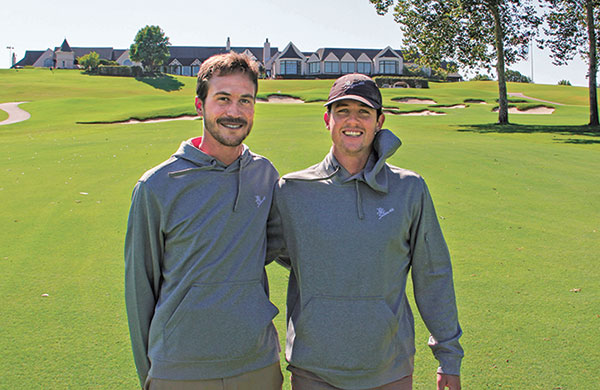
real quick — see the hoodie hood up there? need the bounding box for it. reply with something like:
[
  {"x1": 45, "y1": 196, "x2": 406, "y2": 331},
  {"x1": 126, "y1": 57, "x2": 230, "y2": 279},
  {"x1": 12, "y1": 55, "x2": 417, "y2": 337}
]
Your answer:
[
  {"x1": 168, "y1": 137, "x2": 253, "y2": 211},
  {"x1": 282, "y1": 129, "x2": 402, "y2": 219}
]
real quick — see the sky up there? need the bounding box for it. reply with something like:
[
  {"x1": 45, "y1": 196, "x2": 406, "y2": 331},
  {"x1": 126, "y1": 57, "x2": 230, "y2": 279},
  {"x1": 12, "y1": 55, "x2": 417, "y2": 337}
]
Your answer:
[{"x1": 1, "y1": 0, "x2": 590, "y2": 87}]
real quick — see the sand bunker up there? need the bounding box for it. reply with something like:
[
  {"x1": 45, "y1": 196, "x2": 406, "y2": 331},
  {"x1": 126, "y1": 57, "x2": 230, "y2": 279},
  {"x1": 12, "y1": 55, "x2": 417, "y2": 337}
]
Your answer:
[
  {"x1": 392, "y1": 97, "x2": 437, "y2": 104},
  {"x1": 464, "y1": 99, "x2": 487, "y2": 104},
  {"x1": 79, "y1": 115, "x2": 200, "y2": 125},
  {"x1": 384, "y1": 109, "x2": 446, "y2": 116},
  {"x1": 493, "y1": 106, "x2": 555, "y2": 115},
  {"x1": 435, "y1": 104, "x2": 466, "y2": 109},
  {"x1": 257, "y1": 95, "x2": 304, "y2": 104},
  {"x1": 0, "y1": 102, "x2": 31, "y2": 125}
]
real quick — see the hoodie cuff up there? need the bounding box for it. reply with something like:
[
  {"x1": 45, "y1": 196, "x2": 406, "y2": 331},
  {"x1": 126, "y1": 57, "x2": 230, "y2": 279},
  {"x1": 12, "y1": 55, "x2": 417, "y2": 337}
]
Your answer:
[{"x1": 436, "y1": 353, "x2": 462, "y2": 376}]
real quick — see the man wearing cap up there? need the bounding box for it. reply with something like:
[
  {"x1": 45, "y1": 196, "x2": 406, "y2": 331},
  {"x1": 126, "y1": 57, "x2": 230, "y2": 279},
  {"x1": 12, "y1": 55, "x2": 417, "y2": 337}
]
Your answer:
[{"x1": 267, "y1": 74, "x2": 463, "y2": 390}]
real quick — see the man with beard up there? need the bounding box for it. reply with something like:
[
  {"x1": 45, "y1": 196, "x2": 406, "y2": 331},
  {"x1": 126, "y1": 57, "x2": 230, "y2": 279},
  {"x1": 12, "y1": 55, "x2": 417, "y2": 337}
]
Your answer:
[{"x1": 125, "y1": 52, "x2": 282, "y2": 390}]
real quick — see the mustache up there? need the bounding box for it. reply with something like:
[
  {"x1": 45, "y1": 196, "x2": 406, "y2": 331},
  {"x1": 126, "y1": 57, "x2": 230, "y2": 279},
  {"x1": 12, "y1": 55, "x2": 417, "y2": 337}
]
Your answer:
[{"x1": 217, "y1": 117, "x2": 248, "y2": 126}]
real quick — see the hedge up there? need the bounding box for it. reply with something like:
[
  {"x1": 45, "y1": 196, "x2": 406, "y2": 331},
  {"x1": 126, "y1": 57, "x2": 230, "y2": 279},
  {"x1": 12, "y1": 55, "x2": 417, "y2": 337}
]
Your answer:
[
  {"x1": 97, "y1": 65, "x2": 144, "y2": 77},
  {"x1": 373, "y1": 76, "x2": 429, "y2": 89}
]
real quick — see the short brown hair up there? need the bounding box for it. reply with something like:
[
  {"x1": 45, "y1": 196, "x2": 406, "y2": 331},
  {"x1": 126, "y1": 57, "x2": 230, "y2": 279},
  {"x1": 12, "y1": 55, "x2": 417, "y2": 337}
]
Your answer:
[{"x1": 196, "y1": 52, "x2": 259, "y2": 102}]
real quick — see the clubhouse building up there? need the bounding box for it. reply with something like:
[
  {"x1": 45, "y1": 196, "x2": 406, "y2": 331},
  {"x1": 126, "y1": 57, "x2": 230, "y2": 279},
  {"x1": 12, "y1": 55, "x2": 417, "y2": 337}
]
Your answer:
[{"x1": 14, "y1": 38, "x2": 461, "y2": 81}]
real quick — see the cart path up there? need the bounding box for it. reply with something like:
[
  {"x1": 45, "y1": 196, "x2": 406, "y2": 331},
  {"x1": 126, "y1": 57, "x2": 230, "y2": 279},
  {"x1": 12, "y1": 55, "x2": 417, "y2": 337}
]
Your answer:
[
  {"x1": 508, "y1": 93, "x2": 564, "y2": 106},
  {"x1": 0, "y1": 102, "x2": 31, "y2": 125}
]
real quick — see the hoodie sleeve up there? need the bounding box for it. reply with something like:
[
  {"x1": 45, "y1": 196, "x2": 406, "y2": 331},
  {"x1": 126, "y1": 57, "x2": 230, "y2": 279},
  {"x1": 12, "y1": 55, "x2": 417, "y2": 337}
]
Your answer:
[
  {"x1": 124, "y1": 181, "x2": 163, "y2": 387},
  {"x1": 410, "y1": 180, "x2": 463, "y2": 376},
  {"x1": 266, "y1": 182, "x2": 291, "y2": 268}
]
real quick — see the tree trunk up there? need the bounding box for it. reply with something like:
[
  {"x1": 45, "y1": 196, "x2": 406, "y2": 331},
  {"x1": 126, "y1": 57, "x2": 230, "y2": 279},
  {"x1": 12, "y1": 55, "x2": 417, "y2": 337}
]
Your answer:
[
  {"x1": 492, "y1": 5, "x2": 509, "y2": 124},
  {"x1": 586, "y1": 0, "x2": 599, "y2": 126}
]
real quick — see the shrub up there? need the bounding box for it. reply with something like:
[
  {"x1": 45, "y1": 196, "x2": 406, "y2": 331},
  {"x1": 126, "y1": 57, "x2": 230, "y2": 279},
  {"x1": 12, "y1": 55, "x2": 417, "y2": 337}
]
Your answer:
[
  {"x1": 78, "y1": 51, "x2": 100, "y2": 73},
  {"x1": 98, "y1": 65, "x2": 144, "y2": 77},
  {"x1": 471, "y1": 74, "x2": 493, "y2": 81},
  {"x1": 506, "y1": 69, "x2": 532, "y2": 83},
  {"x1": 558, "y1": 80, "x2": 571, "y2": 86},
  {"x1": 373, "y1": 76, "x2": 429, "y2": 89}
]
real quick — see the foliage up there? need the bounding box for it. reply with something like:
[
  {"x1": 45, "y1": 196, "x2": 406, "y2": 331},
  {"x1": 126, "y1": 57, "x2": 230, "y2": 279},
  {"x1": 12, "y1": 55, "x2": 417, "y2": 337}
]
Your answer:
[
  {"x1": 373, "y1": 76, "x2": 429, "y2": 88},
  {"x1": 539, "y1": 0, "x2": 599, "y2": 125},
  {"x1": 505, "y1": 69, "x2": 532, "y2": 83},
  {"x1": 558, "y1": 79, "x2": 572, "y2": 86},
  {"x1": 98, "y1": 65, "x2": 144, "y2": 77},
  {"x1": 77, "y1": 51, "x2": 100, "y2": 72},
  {"x1": 99, "y1": 59, "x2": 118, "y2": 66},
  {"x1": 129, "y1": 25, "x2": 171, "y2": 73},
  {"x1": 470, "y1": 73, "x2": 494, "y2": 81},
  {"x1": 369, "y1": 0, "x2": 541, "y2": 124}
]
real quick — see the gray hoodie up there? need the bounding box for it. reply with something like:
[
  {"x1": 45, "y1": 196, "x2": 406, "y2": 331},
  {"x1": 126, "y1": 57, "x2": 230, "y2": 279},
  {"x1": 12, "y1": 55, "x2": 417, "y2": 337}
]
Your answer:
[
  {"x1": 125, "y1": 138, "x2": 280, "y2": 387},
  {"x1": 268, "y1": 129, "x2": 463, "y2": 389}
]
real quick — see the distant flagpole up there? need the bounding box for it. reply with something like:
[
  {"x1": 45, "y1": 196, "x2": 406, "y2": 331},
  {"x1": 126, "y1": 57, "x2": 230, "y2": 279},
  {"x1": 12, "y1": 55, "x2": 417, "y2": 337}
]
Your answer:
[{"x1": 6, "y1": 46, "x2": 14, "y2": 68}]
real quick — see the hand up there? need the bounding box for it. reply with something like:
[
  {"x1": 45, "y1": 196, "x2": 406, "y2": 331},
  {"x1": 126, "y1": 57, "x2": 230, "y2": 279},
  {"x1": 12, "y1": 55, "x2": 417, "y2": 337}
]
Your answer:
[{"x1": 437, "y1": 373, "x2": 461, "y2": 390}]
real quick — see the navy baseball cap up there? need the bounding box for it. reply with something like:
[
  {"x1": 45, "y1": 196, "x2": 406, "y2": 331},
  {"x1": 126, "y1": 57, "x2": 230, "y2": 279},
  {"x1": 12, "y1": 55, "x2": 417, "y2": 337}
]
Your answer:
[{"x1": 325, "y1": 73, "x2": 382, "y2": 110}]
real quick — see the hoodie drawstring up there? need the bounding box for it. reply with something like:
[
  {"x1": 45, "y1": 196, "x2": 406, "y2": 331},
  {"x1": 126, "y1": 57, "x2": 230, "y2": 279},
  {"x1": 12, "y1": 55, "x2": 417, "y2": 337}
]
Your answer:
[
  {"x1": 233, "y1": 162, "x2": 243, "y2": 212},
  {"x1": 355, "y1": 180, "x2": 364, "y2": 220}
]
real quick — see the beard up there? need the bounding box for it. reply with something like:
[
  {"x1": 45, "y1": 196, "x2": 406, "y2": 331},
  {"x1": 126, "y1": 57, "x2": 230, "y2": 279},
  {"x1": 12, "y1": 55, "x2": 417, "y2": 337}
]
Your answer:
[{"x1": 203, "y1": 116, "x2": 252, "y2": 147}]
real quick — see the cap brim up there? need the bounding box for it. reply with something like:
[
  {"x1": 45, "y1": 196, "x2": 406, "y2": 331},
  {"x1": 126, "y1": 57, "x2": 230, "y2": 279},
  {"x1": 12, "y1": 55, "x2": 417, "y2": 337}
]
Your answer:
[{"x1": 324, "y1": 95, "x2": 380, "y2": 109}]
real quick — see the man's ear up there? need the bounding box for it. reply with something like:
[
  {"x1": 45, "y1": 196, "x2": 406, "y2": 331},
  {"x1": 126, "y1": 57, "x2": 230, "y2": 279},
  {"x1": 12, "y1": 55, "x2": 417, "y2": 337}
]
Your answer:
[
  {"x1": 377, "y1": 112, "x2": 385, "y2": 130},
  {"x1": 195, "y1": 97, "x2": 203, "y2": 117},
  {"x1": 324, "y1": 111, "x2": 330, "y2": 130}
]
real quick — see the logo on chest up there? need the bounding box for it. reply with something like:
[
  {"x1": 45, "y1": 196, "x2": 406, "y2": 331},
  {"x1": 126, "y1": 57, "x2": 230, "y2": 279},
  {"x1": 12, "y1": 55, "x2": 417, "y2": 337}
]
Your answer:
[
  {"x1": 255, "y1": 195, "x2": 266, "y2": 208},
  {"x1": 376, "y1": 207, "x2": 394, "y2": 220}
]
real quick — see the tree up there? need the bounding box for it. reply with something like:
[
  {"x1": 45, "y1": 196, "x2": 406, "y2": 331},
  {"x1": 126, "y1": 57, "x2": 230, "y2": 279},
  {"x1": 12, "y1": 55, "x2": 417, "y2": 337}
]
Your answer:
[
  {"x1": 129, "y1": 25, "x2": 171, "y2": 73},
  {"x1": 505, "y1": 69, "x2": 532, "y2": 83},
  {"x1": 539, "y1": 0, "x2": 599, "y2": 126},
  {"x1": 369, "y1": 0, "x2": 540, "y2": 124},
  {"x1": 77, "y1": 51, "x2": 100, "y2": 73}
]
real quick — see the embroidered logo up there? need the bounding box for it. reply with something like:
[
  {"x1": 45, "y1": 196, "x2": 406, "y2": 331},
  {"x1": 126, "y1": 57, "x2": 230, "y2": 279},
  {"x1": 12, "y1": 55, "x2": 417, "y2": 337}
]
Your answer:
[
  {"x1": 376, "y1": 207, "x2": 394, "y2": 220},
  {"x1": 255, "y1": 195, "x2": 266, "y2": 208}
]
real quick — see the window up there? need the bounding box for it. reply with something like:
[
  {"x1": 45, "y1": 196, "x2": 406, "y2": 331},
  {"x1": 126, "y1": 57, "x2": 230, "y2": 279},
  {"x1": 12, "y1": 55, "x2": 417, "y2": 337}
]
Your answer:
[
  {"x1": 309, "y1": 62, "x2": 320, "y2": 74},
  {"x1": 43, "y1": 58, "x2": 53, "y2": 67},
  {"x1": 123, "y1": 60, "x2": 133, "y2": 66},
  {"x1": 357, "y1": 62, "x2": 371, "y2": 74},
  {"x1": 341, "y1": 62, "x2": 355, "y2": 74},
  {"x1": 281, "y1": 60, "x2": 299, "y2": 75},
  {"x1": 324, "y1": 61, "x2": 339, "y2": 74},
  {"x1": 379, "y1": 60, "x2": 398, "y2": 74}
]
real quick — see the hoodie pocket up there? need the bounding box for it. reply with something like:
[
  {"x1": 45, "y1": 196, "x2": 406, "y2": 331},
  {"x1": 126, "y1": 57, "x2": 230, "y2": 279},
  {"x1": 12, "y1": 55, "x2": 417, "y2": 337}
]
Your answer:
[
  {"x1": 291, "y1": 296, "x2": 398, "y2": 371},
  {"x1": 163, "y1": 280, "x2": 279, "y2": 362}
]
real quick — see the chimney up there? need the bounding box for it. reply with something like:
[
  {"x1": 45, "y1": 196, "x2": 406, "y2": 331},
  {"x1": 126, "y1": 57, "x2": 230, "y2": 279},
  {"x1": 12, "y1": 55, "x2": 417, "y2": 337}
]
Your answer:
[
  {"x1": 226, "y1": 37, "x2": 231, "y2": 51},
  {"x1": 263, "y1": 38, "x2": 271, "y2": 65}
]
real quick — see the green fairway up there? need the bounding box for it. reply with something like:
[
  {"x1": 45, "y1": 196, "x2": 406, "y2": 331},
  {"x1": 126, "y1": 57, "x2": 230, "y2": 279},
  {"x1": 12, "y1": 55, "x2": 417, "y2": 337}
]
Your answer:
[{"x1": 1, "y1": 68, "x2": 598, "y2": 389}]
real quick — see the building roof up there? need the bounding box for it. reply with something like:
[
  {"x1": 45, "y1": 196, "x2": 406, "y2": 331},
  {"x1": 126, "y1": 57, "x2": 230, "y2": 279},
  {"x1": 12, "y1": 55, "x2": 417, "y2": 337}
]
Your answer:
[
  {"x1": 59, "y1": 39, "x2": 72, "y2": 52},
  {"x1": 71, "y1": 47, "x2": 115, "y2": 61},
  {"x1": 314, "y1": 48, "x2": 402, "y2": 61},
  {"x1": 166, "y1": 46, "x2": 278, "y2": 65},
  {"x1": 278, "y1": 45, "x2": 303, "y2": 59},
  {"x1": 13, "y1": 50, "x2": 45, "y2": 67}
]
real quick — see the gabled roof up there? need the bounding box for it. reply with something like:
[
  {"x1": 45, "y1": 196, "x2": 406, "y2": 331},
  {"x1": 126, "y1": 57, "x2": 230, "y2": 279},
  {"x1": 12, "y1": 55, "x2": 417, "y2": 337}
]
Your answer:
[
  {"x1": 315, "y1": 48, "x2": 393, "y2": 61},
  {"x1": 112, "y1": 49, "x2": 127, "y2": 61},
  {"x1": 13, "y1": 50, "x2": 45, "y2": 67},
  {"x1": 279, "y1": 45, "x2": 303, "y2": 59},
  {"x1": 378, "y1": 48, "x2": 400, "y2": 58}
]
